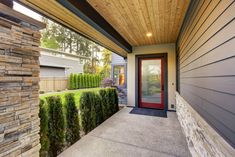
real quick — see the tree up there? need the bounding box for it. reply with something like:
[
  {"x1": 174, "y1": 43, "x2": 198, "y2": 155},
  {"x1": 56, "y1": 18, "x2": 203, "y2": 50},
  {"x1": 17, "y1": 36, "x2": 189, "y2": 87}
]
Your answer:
[
  {"x1": 69, "y1": 73, "x2": 74, "y2": 90},
  {"x1": 39, "y1": 99, "x2": 49, "y2": 157},
  {"x1": 41, "y1": 18, "x2": 60, "y2": 49},
  {"x1": 47, "y1": 96, "x2": 65, "y2": 157},
  {"x1": 65, "y1": 93, "x2": 80, "y2": 145},
  {"x1": 100, "y1": 49, "x2": 111, "y2": 79},
  {"x1": 41, "y1": 17, "x2": 113, "y2": 76}
]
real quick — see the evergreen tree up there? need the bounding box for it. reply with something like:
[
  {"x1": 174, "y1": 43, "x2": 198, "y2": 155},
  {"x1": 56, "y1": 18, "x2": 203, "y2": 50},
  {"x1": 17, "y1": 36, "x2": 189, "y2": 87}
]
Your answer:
[
  {"x1": 69, "y1": 73, "x2": 73, "y2": 90},
  {"x1": 100, "y1": 49, "x2": 111, "y2": 79},
  {"x1": 46, "y1": 96, "x2": 65, "y2": 157},
  {"x1": 39, "y1": 99, "x2": 49, "y2": 157},
  {"x1": 77, "y1": 74, "x2": 81, "y2": 89},
  {"x1": 65, "y1": 93, "x2": 80, "y2": 145}
]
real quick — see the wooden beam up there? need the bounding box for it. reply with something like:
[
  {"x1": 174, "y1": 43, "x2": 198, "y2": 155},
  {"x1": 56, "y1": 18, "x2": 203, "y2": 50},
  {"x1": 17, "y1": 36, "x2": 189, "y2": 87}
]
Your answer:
[{"x1": 57, "y1": 0, "x2": 132, "y2": 53}]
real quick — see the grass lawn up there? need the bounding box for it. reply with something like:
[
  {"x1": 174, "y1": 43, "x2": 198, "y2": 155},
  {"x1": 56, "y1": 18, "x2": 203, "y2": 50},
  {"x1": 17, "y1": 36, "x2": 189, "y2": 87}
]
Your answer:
[{"x1": 40, "y1": 88, "x2": 102, "y2": 108}]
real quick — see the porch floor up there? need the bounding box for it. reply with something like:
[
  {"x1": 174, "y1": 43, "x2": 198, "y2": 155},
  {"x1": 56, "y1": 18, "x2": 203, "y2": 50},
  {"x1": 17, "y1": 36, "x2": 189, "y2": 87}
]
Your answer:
[{"x1": 59, "y1": 107, "x2": 191, "y2": 157}]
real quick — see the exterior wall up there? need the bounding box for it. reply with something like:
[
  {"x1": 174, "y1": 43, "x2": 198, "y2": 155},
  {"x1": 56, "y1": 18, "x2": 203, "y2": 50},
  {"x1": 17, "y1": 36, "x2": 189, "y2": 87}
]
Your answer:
[
  {"x1": 111, "y1": 52, "x2": 126, "y2": 64},
  {"x1": 127, "y1": 43, "x2": 176, "y2": 110},
  {"x1": 40, "y1": 66, "x2": 65, "y2": 77},
  {"x1": 0, "y1": 11, "x2": 43, "y2": 157},
  {"x1": 176, "y1": 93, "x2": 235, "y2": 157},
  {"x1": 39, "y1": 54, "x2": 83, "y2": 76},
  {"x1": 176, "y1": 0, "x2": 235, "y2": 150},
  {"x1": 111, "y1": 53, "x2": 127, "y2": 88}
]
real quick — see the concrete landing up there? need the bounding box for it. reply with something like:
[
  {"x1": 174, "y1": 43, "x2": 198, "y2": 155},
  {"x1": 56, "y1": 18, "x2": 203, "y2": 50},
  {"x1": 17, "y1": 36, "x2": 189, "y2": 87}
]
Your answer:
[{"x1": 59, "y1": 107, "x2": 191, "y2": 157}]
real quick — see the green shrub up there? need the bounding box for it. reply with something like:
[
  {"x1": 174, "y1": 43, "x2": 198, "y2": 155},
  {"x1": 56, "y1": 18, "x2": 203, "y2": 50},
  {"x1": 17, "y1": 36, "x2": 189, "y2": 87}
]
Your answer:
[
  {"x1": 69, "y1": 73, "x2": 102, "y2": 89},
  {"x1": 99, "y1": 88, "x2": 119, "y2": 120},
  {"x1": 69, "y1": 73, "x2": 73, "y2": 89},
  {"x1": 74, "y1": 74, "x2": 78, "y2": 89},
  {"x1": 86, "y1": 74, "x2": 89, "y2": 88},
  {"x1": 96, "y1": 75, "x2": 99, "y2": 87},
  {"x1": 99, "y1": 89, "x2": 109, "y2": 120},
  {"x1": 39, "y1": 87, "x2": 119, "y2": 153},
  {"x1": 94, "y1": 93, "x2": 103, "y2": 125},
  {"x1": 89, "y1": 92, "x2": 96, "y2": 130},
  {"x1": 93, "y1": 75, "x2": 96, "y2": 87},
  {"x1": 65, "y1": 93, "x2": 80, "y2": 145},
  {"x1": 46, "y1": 96, "x2": 65, "y2": 157},
  {"x1": 91, "y1": 75, "x2": 94, "y2": 88},
  {"x1": 113, "y1": 88, "x2": 119, "y2": 112},
  {"x1": 39, "y1": 99, "x2": 49, "y2": 157},
  {"x1": 79, "y1": 91, "x2": 92, "y2": 134},
  {"x1": 107, "y1": 88, "x2": 115, "y2": 116},
  {"x1": 40, "y1": 91, "x2": 45, "y2": 94},
  {"x1": 109, "y1": 88, "x2": 119, "y2": 114},
  {"x1": 82, "y1": 74, "x2": 86, "y2": 88},
  {"x1": 98, "y1": 75, "x2": 101, "y2": 87},
  {"x1": 81, "y1": 74, "x2": 84, "y2": 88},
  {"x1": 88, "y1": 75, "x2": 91, "y2": 88},
  {"x1": 77, "y1": 74, "x2": 81, "y2": 89}
]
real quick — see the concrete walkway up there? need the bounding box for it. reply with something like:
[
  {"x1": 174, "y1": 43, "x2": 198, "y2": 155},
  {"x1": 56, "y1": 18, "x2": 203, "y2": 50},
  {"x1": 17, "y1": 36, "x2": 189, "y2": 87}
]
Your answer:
[{"x1": 59, "y1": 107, "x2": 191, "y2": 157}]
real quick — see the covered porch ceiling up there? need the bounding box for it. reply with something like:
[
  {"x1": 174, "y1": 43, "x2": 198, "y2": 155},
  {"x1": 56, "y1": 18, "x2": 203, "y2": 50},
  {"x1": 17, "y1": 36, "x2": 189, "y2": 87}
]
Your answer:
[{"x1": 16, "y1": 0, "x2": 190, "y2": 57}]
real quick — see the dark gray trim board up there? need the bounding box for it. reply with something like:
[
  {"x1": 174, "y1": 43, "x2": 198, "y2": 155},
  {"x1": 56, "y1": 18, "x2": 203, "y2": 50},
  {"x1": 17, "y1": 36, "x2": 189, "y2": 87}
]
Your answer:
[
  {"x1": 57, "y1": 0, "x2": 132, "y2": 53},
  {"x1": 14, "y1": 0, "x2": 129, "y2": 58},
  {"x1": 40, "y1": 65, "x2": 65, "y2": 69},
  {"x1": 135, "y1": 53, "x2": 168, "y2": 111}
]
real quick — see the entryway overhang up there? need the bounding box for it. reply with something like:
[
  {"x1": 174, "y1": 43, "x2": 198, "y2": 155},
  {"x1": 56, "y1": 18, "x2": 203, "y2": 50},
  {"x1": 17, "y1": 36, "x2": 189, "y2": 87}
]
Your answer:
[{"x1": 15, "y1": 0, "x2": 190, "y2": 57}]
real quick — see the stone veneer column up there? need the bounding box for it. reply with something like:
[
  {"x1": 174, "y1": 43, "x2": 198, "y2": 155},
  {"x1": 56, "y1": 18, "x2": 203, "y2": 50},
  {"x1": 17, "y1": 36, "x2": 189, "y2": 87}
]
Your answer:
[
  {"x1": 176, "y1": 92, "x2": 235, "y2": 157},
  {"x1": 0, "y1": 3, "x2": 45, "y2": 157}
]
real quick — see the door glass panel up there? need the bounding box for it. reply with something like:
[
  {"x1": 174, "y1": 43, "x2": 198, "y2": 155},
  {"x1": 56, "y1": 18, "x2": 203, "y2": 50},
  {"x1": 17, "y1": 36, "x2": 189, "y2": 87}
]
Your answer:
[{"x1": 141, "y1": 59, "x2": 161, "y2": 103}]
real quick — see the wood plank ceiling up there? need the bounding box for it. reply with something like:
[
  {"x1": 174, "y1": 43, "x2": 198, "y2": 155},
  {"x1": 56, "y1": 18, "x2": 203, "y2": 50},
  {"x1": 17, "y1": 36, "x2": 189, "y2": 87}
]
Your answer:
[
  {"x1": 87, "y1": 0, "x2": 190, "y2": 46},
  {"x1": 17, "y1": 0, "x2": 190, "y2": 56},
  {"x1": 17, "y1": 0, "x2": 129, "y2": 57}
]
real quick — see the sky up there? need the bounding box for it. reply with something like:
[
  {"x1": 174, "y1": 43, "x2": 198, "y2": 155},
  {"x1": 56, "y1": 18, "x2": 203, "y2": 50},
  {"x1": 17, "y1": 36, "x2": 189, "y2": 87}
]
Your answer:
[{"x1": 13, "y1": 2, "x2": 42, "y2": 21}]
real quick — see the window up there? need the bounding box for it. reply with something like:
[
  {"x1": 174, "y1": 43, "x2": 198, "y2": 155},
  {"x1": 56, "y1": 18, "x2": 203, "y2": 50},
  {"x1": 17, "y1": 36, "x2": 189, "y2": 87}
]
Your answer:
[{"x1": 113, "y1": 65, "x2": 125, "y2": 86}]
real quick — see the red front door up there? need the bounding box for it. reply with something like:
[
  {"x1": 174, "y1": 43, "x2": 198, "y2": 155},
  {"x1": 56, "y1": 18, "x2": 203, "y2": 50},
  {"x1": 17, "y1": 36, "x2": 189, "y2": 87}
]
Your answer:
[{"x1": 138, "y1": 58, "x2": 164, "y2": 109}]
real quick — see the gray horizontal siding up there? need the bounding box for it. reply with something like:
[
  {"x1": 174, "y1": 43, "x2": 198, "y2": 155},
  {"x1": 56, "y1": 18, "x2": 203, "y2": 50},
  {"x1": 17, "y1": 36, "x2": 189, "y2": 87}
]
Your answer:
[
  {"x1": 40, "y1": 66, "x2": 65, "y2": 77},
  {"x1": 111, "y1": 53, "x2": 126, "y2": 64},
  {"x1": 177, "y1": 0, "x2": 235, "y2": 147},
  {"x1": 39, "y1": 54, "x2": 83, "y2": 75}
]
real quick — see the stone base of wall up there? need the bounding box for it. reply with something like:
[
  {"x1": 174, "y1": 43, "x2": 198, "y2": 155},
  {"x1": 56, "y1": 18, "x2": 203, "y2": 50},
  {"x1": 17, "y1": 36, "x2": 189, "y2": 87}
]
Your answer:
[{"x1": 176, "y1": 92, "x2": 235, "y2": 157}]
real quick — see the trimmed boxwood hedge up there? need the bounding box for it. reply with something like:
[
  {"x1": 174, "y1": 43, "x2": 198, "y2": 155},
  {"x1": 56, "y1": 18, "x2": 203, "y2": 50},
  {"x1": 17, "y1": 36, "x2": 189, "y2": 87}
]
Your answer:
[
  {"x1": 68, "y1": 73, "x2": 101, "y2": 89},
  {"x1": 39, "y1": 88, "x2": 118, "y2": 157}
]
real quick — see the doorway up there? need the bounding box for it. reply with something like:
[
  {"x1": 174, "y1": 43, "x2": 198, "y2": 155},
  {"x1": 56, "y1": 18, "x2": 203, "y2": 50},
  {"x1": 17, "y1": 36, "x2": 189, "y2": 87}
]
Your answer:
[{"x1": 138, "y1": 56, "x2": 167, "y2": 110}]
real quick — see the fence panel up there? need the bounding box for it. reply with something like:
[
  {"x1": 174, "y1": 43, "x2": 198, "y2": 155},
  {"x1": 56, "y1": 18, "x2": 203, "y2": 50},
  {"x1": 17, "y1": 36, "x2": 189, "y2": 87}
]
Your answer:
[{"x1": 40, "y1": 77, "x2": 68, "y2": 92}]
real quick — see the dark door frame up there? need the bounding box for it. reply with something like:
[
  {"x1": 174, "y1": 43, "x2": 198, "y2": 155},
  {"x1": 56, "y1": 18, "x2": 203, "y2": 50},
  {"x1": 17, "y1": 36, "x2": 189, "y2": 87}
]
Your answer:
[{"x1": 135, "y1": 53, "x2": 168, "y2": 111}]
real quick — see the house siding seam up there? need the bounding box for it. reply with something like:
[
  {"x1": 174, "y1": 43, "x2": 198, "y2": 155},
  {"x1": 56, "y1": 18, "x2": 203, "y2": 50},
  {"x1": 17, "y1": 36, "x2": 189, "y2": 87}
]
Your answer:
[
  {"x1": 176, "y1": 0, "x2": 235, "y2": 151},
  {"x1": 176, "y1": 93, "x2": 234, "y2": 157}
]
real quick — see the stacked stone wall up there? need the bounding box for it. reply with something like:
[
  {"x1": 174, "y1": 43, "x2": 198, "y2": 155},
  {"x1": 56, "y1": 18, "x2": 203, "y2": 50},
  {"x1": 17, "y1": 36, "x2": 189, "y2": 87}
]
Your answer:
[
  {"x1": 0, "y1": 8, "x2": 44, "y2": 157},
  {"x1": 176, "y1": 92, "x2": 235, "y2": 157}
]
